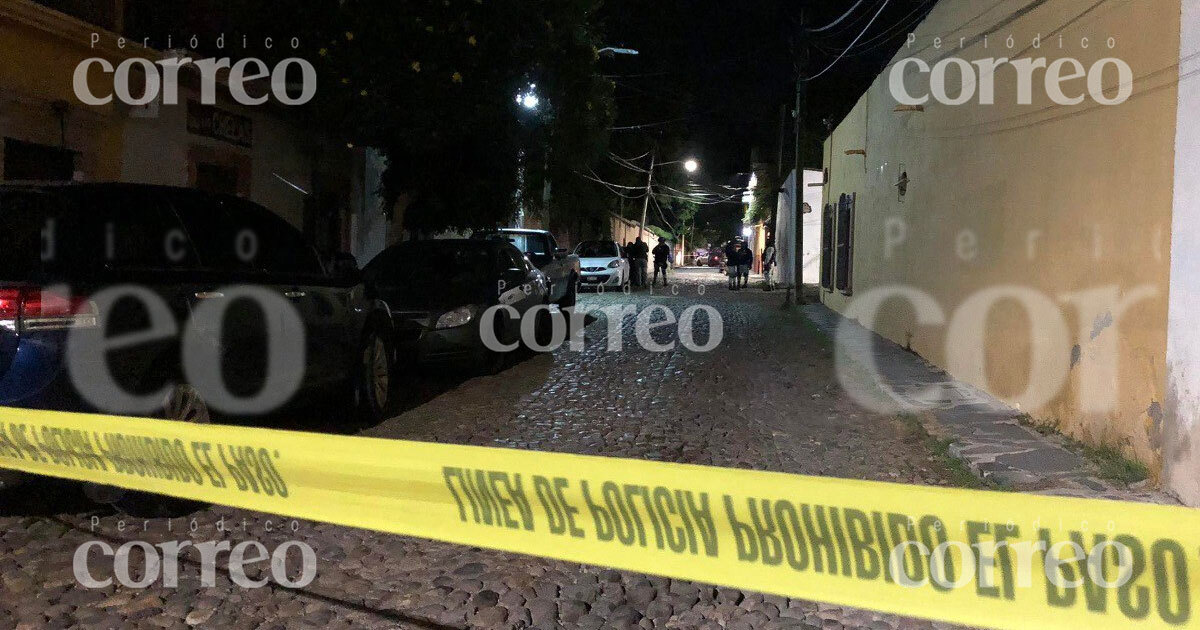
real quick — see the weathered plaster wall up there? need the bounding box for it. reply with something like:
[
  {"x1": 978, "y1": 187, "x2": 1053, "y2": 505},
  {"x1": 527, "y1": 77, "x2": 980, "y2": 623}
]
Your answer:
[
  {"x1": 1165, "y1": 0, "x2": 1200, "y2": 504},
  {"x1": 820, "y1": 0, "x2": 1179, "y2": 483}
]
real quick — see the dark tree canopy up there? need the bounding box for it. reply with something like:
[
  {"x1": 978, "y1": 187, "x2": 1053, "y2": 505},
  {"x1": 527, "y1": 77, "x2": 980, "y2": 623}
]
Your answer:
[
  {"x1": 122, "y1": 0, "x2": 615, "y2": 236},
  {"x1": 315, "y1": 0, "x2": 615, "y2": 234}
]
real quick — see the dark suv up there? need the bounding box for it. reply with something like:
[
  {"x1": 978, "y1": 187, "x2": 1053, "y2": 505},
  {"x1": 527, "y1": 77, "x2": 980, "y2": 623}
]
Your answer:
[{"x1": 0, "y1": 184, "x2": 395, "y2": 441}]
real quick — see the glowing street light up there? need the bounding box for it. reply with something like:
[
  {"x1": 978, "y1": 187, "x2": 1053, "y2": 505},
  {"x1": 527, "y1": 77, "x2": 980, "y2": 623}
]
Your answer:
[
  {"x1": 516, "y1": 83, "x2": 539, "y2": 111},
  {"x1": 636, "y1": 154, "x2": 702, "y2": 243},
  {"x1": 597, "y1": 47, "x2": 640, "y2": 57}
]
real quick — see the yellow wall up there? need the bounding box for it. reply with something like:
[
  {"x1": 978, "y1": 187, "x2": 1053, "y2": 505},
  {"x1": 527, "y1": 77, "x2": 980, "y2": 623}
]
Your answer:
[
  {"x1": 0, "y1": 1, "x2": 319, "y2": 229},
  {"x1": 0, "y1": 3, "x2": 133, "y2": 180},
  {"x1": 821, "y1": 0, "x2": 1179, "y2": 476}
]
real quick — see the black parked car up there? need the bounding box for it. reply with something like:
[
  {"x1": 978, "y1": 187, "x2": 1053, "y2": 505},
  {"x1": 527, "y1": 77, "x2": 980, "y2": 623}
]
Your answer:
[
  {"x1": 0, "y1": 183, "x2": 395, "y2": 436},
  {"x1": 364, "y1": 239, "x2": 551, "y2": 374}
]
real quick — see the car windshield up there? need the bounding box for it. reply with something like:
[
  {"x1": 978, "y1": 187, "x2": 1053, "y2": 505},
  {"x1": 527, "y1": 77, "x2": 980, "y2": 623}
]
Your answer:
[
  {"x1": 477, "y1": 232, "x2": 548, "y2": 256},
  {"x1": 365, "y1": 241, "x2": 493, "y2": 306},
  {"x1": 370, "y1": 242, "x2": 490, "y2": 279},
  {"x1": 0, "y1": 191, "x2": 80, "y2": 281},
  {"x1": 576, "y1": 241, "x2": 618, "y2": 258},
  {"x1": 0, "y1": 188, "x2": 196, "y2": 281}
]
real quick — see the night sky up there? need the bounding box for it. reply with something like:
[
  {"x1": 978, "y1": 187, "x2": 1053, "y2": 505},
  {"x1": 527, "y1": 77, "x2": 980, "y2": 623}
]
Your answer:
[
  {"x1": 598, "y1": 0, "x2": 936, "y2": 180},
  {"x1": 113, "y1": 0, "x2": 933, "y2": 186}
]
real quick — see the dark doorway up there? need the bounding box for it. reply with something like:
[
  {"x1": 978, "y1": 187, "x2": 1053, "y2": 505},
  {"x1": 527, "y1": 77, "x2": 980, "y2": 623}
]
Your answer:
[
  {"x1": 195, "y1": 162, "x2": 240, "y2": 195},
  {"x1": 3, "y1": 138, "x2": 75, "y2": 182}
]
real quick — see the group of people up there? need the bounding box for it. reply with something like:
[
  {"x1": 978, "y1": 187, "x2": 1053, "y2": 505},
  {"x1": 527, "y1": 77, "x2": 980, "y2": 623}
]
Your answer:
[
  {"x1": 623, "y1": 236, "x2": 673, "y2": 288},
  {"x1": 722, "y1": 240, "x2": 753, "y2": 290},
  {"x1": 620, "y1": 234, "x2": 779, "y2": 291},
  {"x1": 721, "y1": 238, "x2": 776, "y2": 291}
]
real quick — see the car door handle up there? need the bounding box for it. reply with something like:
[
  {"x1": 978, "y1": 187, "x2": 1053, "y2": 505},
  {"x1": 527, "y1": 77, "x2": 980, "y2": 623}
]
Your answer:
[
  {"x1": 194, "y1": 291, "x2": 225, "y2": 300},
  {"x1": 284, "y1": 290, "x2": 307, "y2": 299}
]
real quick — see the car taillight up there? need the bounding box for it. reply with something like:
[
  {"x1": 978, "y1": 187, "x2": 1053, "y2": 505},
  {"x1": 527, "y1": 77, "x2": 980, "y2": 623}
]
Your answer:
[
  {"x1": 0, "y1": 288, "x2": 98, "y2": 332},
  {"x1": 0, "y1": 290, "x2": 20, "y2": 324}
]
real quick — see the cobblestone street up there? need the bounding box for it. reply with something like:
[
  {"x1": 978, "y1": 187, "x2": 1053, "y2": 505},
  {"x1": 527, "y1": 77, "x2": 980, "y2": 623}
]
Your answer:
[{"x1": 0, "y1": 269, "x2": 977, "y2": 630}]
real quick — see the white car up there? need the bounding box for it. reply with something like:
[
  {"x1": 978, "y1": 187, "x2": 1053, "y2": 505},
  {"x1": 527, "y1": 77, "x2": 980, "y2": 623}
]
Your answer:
[{"x1": 574, "y1": 240, "x2": 629, "y2": 288}]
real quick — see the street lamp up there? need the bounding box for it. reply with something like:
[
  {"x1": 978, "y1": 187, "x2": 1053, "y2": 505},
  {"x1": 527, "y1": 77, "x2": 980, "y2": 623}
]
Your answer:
[
  {"x1": 638, "y1": 154, "x2": 701, "y2": 243},
  {"x1": 515, "y1": 83, "x2": 539, "y2": 111},
  {"x1": 598, "y1": 47, "x2": 640, "y2": 57}
]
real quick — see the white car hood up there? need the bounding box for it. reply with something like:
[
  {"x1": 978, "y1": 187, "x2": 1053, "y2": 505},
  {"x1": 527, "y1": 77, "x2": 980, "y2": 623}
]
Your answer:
[{"x1": 579, "y1": 257, "x2": 621, "y2": 268}]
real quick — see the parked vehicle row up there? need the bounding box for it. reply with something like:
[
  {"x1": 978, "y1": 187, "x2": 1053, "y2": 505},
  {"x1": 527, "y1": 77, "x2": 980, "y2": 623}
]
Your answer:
[
  {"x1": 0, "y1": 183, "x2": 394, "y2": 427},
  {"x1": 0, "y1": 186, "x2": 588, "y2": 440},
  {"x1": 0, "y1": 183, "x2": 406, "y2": 506}
]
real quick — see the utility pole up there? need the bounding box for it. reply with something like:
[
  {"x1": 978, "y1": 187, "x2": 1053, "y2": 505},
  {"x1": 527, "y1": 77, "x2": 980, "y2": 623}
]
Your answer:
[
  {"x1": 767, "y1": 102, "x2": 786, "y2": 251},
  {"x1": 784, "y1": 8, "x2": 808, "y2": 308},
  {"x1": 632, "y1": 149, "x2": 655, "y2": 286},
  {"x1": 777, "y1": 103, "x2": 787, "y2": 182},
  {"x1": 639, "y1": 150, "x2": 656, "y2": 243}
]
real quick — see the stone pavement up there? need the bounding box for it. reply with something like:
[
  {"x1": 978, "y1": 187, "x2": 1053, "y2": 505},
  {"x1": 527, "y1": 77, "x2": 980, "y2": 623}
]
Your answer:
[
  {"x1": 0, "y1": 269, "x2": 1029, "y2": 630},
  {"x1": 803, "y1": 304, "x2": 1174, "y2": 504}
]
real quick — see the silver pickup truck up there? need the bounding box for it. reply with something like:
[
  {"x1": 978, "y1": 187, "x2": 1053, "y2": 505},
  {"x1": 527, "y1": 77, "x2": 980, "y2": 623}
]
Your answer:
[{"x1": 472, "y1": 228, "x2": 581, "y2": 307}]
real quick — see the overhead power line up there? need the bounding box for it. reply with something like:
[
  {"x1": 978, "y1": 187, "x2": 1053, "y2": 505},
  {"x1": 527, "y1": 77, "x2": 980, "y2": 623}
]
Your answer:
[
  {"x1": 801, "y1": 0, "x2": 892, "y2": 82},
  {"x1": 651, "y1": 196, "x2": 677, "y2": 232},
  {"x1": 577, "y1": 169, "x2": 646, "y2": 199},
  {"x1": 810, "y1": 0, "x2": 889, "y2": 39},
  {"x1": 806, "y1": 0, "x2": 871, "y2": 33},
  {"x1": 609, "y1": 116, "x2": 694, "y2": 131},
  {"x1": 843, "y1": 0, "x2": 937, "y2": 57},
  {"x1": 608, "y1": 153, "x2": 650, "y2": 173}
]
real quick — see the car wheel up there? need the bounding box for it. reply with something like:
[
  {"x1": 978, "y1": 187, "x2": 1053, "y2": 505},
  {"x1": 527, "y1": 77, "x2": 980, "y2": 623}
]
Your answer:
[
  {"x1": 558, "y1": 274, "x2": 578, "y2": 308},
  {"x1": 84, "y1": 384, "x2": 210, "y2": 516},
  {"x1": 354, "y1": 329, "x2": 392, "y2": 422},
  {"x1": 531, "y1": 305, "x2": 555, "y2": 351},
  {"x1": 478, "y1": 316, "x2": 509, "y2": 375},
  {"x1": 163, "y1": 383, "x2": 211, "y2": 424}
]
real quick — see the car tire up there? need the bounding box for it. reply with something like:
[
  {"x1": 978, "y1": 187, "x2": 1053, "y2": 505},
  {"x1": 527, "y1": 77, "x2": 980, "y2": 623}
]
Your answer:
[
  {"x1": 162, "y1": 383, "x2": 212, "y2": 424},
  {"x1": 479, "y1": 348, "x2": 507, "y2": 375},
  {"x1": 531, "y1": 305, "x2": 555, "y2": 351},
  {"x1": 476, "y1": 315, "x2": 511, "y2": 375},
  {"x1": 84, "y1": 384, "x2": 210, "y2": 516},
  {"x1": 354, "y1": 328, "x2": 392, "y2": 423},
  {"x1": 558, "y1": 274, "x2": 578, "y2": 308}
]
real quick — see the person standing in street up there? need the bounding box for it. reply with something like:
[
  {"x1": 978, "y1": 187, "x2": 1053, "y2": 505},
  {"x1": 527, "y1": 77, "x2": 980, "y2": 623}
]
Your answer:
[
  {"x1": 724, "y1": 240, "x2": 739, "y2": 290},
  {"x1": 652, "y1": 237, "x2": 671, "y2": 286},
  {"x1": 761, "y1": 239, "x2": 776, "y2": 291},
  {"x1": 632, "y1": 236, "x2": 649, "y2": 288},
  {"x1": 623, "y1": 241, "x2": 635, "y2": 286},
  {"x1": 737, "y1": 241, "x2": 753, "y2": 289}
]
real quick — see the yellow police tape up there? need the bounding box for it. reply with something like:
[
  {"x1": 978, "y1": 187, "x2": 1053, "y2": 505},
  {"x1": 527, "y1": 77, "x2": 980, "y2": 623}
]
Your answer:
[{"x1": 0, "y1": 406, "x2": 1196, "y2": 630}]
